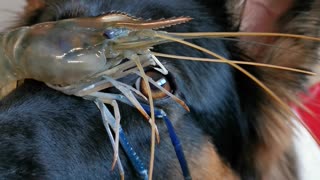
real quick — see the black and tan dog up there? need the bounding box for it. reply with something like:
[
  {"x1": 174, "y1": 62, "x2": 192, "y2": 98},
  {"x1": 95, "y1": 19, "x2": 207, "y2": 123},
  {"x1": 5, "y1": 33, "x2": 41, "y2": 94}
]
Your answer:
[{"x1": 0, "y1": 0, "x2": 319, "y2": 179}]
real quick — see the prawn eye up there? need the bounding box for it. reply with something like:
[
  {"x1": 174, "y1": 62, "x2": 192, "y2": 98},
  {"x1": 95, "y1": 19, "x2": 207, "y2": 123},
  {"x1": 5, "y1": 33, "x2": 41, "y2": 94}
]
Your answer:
[{"x1": 136, "y1": 70, "x2": 174, "y2": 99}]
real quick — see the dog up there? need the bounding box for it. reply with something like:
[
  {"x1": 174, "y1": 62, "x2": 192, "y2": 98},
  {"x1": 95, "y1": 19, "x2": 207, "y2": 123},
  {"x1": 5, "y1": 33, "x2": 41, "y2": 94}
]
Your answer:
[{"x1": 0, "y1": 0, "x2": 320, "y2": 179}]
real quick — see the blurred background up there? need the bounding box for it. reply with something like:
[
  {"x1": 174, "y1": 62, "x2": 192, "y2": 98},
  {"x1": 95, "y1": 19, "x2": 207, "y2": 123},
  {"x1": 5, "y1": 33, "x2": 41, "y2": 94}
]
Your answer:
[{"x1": 0, "y1": 0, "x2": 25, "y2": 31}]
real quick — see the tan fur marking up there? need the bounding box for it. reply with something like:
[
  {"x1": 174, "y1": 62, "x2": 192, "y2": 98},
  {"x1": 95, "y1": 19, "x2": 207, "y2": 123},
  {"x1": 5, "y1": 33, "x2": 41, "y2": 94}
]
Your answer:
[
  {"x1": 187, "y1": 140, "x2": 239, "y2": 180},
  {"x1": 25, "y1": 0, "x2": 45, "y2": 12}
]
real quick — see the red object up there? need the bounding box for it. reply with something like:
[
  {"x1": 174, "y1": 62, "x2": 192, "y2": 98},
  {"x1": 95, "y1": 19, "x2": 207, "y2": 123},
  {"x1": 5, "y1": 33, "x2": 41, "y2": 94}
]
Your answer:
[{"x1": 293, "y1": 83, "x2": 320, "y2": 144}]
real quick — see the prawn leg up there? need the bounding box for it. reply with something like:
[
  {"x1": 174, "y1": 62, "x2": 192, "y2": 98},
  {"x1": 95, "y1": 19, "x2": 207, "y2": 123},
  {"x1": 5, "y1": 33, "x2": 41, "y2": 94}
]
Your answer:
[
  {"x1": 49, "y1": 72, "x2": 161, "y2": 140},
  {"x1": 94, "y1": 99, "x2": 124, "y2": 178},
  {"x1": 94, "y1": 99, "x2": 148, "y2": 180},
  {"x1": 96, "y1": 98, "x2": 121, "y2": 170},
  {"x1": 93, "y1": 93, "x2": 191, "y2": 180}
]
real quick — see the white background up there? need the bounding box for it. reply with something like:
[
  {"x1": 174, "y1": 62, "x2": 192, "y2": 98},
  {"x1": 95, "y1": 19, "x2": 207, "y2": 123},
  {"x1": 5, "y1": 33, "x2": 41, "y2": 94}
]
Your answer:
[{"x1": 0, "y1": 0, "x2": 25, "y2": 30}]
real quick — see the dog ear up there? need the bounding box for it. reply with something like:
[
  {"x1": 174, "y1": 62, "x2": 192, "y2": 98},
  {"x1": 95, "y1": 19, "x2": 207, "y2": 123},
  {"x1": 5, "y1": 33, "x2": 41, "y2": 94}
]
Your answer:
[
  {"x1": 235, "y1": 1, "x2": 320, "y2": 115},
  {"x1": 229, "y1": 0, "x2": 319, "y2": 91}
]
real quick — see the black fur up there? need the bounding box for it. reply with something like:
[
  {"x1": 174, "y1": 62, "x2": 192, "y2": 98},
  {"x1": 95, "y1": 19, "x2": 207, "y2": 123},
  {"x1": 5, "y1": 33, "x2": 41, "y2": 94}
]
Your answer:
[{"x1": 0, "y1": 0, "x2": 286, "y2": 179}]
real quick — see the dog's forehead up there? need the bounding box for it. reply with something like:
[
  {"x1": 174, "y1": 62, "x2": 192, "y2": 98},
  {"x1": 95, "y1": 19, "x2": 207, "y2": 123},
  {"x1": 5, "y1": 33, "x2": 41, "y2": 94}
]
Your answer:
[{"x1": 25, "y1": 0, "x2": 218, "y2": 20}]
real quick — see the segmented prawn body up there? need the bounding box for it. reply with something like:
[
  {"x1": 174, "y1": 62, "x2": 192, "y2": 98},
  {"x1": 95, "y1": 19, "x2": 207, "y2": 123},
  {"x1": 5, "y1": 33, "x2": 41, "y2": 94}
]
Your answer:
[
  {"x1": 0, "y1": 13, "x2": 319, "y2": 180},
  {"x1": 0, "y1": 14, "x2": 194, "y2": 179},
  {"x1": 0, "y1": 14, "x2": 188, "y2": 87}
]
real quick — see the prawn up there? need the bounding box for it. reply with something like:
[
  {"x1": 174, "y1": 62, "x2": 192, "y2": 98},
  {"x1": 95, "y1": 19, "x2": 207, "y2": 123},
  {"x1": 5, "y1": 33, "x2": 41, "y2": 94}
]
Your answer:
[
  {"x1": 0, "y1": 13, "x2": 319, "y2": 179},
  {"x1": 0, "y1": 14, "x2": 192, "y2": 180}
]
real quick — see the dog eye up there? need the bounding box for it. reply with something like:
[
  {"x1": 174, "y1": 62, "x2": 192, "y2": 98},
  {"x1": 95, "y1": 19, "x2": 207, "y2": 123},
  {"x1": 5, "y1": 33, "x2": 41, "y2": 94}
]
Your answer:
[{"x1": 136, "y1": 70, "x2": 173, "y2": 99}]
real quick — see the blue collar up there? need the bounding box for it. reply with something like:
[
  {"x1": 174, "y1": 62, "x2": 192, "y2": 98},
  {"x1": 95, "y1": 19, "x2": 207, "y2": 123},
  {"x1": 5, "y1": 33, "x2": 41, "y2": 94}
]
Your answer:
[{"x1": 117, "y1": 103, "x2": 192, "y2": 180}]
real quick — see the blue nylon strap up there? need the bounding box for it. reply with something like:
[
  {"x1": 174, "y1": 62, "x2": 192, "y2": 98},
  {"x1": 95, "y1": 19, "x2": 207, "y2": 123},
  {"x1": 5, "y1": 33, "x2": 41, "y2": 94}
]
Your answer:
[
  {"x1": 117, "y1": 103, "x2": 192, "y2": 179},
  {"x1": 140, "y1": 104, "x2": 192, "y2": 180},
  {"x1": 118, "y1": 127, "x2": 148, "y2": 180}
]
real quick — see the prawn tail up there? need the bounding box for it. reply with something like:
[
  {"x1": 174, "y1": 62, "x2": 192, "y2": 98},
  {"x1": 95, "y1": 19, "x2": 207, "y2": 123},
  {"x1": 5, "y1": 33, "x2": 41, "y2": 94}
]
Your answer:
[
  {"x1": 0, "y1": 33, "x2": 18, "y2": 88},
  {"x1": 0, "y1": 27, "x2": 31, "y2": 89}
]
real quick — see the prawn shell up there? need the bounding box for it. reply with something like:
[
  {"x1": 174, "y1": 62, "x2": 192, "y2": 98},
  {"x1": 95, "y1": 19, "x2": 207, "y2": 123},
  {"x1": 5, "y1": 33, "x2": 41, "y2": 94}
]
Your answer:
[{"x1": 8, "y1": 23, "x2": 111, "y2": 86}]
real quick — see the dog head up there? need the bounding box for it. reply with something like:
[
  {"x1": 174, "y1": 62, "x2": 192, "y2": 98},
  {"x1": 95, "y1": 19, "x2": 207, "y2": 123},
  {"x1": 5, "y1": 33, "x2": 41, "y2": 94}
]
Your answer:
[{"x1": 1, "y1": 0, "x2": 319, "y2": 179}]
